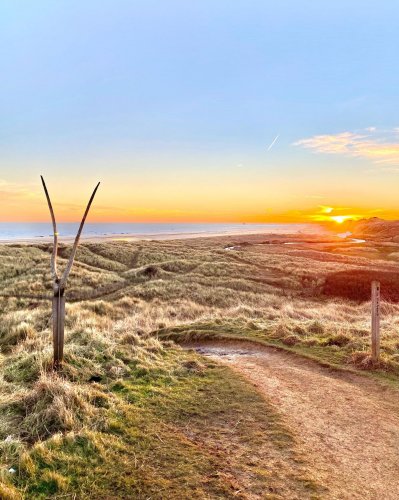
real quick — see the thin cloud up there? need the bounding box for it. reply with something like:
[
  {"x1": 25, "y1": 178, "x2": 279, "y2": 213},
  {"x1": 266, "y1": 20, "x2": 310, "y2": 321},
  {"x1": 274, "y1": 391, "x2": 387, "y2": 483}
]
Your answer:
[
  {"x1": 267, "y1": 135, "x2": 279, "y2": 151},
  {"x1": 319, "y1": 206, "x2": 333, "y2": 214},
  {"x1": 0, "y1": 179, "x2": 40, "y2": 201},
  {"x1": 305, "y1": 194, "x2": 325, "y2": 200},
  {"x1": 293, "y1": 128, "x2": 399, "y2": 167}
]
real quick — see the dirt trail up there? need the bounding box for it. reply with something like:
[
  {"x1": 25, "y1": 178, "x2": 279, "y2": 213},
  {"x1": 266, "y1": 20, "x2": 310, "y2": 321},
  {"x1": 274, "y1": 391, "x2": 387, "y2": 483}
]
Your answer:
[{"x1": 189, "y1": 340, "x2": 399, "y2": 500}]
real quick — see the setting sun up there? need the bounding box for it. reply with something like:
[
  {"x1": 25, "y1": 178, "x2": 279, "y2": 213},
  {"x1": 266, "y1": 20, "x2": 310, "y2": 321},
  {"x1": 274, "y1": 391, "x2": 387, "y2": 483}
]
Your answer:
[
  {"x1": 309, "y1": 207, "x2": 363, "y2": 225},
  {"x1": 331, "y1": 215, "x2": 352, "y2": 224}
]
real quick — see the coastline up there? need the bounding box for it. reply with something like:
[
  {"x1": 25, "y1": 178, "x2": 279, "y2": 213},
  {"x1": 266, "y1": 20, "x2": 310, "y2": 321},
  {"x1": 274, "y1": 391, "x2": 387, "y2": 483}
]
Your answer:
[{"x1": 0, "y1": 227, "x2": 326, "y2": 245}]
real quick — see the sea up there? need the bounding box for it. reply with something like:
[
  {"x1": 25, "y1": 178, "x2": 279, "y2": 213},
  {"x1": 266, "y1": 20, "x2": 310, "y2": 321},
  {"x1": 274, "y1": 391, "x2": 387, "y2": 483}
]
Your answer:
[{"x1": 0, "y1": 222, "x2": 324, "y2": 241}]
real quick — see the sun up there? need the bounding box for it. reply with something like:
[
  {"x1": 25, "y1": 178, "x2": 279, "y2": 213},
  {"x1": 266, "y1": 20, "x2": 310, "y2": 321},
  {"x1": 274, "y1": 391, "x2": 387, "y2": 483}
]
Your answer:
[
  {"x1": 310, "y1": 208, "x2": 362, "y2": 225},
  {"x1": 330, "y1": 215, "x2": 351, "y2": 224}
]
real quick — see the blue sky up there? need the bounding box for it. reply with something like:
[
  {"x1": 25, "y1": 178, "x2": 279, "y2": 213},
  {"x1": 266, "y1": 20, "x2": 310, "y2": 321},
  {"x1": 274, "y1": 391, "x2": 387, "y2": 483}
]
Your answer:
[{"x1": 1, "y1": 1, "x2": 399, "y2": 221}]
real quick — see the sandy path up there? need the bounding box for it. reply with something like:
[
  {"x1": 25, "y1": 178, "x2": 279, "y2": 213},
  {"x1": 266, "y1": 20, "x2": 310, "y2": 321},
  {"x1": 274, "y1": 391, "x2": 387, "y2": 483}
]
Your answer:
[{"x1": 189, "y1": 341, "x2": 399, "y2": 500}]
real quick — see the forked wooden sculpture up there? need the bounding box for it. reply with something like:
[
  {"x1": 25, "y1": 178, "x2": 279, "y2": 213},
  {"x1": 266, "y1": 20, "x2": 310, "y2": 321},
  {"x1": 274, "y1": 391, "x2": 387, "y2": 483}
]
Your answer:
[{"x1": 41, "y1": 176, "x2": 100, "y2": 369}]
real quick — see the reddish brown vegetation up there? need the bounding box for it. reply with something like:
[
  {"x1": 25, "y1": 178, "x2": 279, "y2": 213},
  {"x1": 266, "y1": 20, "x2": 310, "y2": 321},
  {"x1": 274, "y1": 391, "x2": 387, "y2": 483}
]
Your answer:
[{"x1": 323, "y1": 270, "x2": 399, "y2": 302}]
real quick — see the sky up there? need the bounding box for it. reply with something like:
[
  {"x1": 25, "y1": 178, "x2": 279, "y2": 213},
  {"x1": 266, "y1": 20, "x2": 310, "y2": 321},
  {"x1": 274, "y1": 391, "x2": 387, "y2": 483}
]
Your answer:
[{"x1": 1, "y1": 0, "x2": 399, "y2": 223}]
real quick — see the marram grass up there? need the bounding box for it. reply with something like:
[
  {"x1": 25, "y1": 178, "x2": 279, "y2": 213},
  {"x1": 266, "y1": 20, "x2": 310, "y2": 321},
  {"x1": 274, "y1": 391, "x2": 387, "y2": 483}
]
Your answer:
[{"x1": 0, "y1": 236, "x2": 398, "y2": 497}]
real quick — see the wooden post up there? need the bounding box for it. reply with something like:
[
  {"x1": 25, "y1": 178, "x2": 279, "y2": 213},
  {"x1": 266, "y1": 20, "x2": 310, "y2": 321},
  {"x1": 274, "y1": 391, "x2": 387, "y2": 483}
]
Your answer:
[
  {"x1": 52, "y1": 288, "x2": 65, "y2": 369},
  {"x1": 371, "y1": 280, "x2": 380, "y2": 362}
]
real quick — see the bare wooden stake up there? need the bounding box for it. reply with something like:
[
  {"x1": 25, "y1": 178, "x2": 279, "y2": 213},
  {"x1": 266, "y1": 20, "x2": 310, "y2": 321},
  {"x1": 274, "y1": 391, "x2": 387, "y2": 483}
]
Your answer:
[
  {"x1": 371, "y1": 280, "x2": 381, "y2": 362},
  {"x1": 41, "y1": 176, "x2": 100, "y2": 370},
  {"x1": 52, "y1": 290, "x2": 65, "y2": 369}
]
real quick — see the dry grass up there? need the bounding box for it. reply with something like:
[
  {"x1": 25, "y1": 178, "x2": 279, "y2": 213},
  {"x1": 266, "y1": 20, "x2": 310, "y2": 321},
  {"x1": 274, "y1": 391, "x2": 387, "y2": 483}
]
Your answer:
[
  {"x1": 2, "y1": 236, "x2": 399, "y2": 377},
  {"x1": 0, "y1": 235, "x2": 398, "y2": 496}
]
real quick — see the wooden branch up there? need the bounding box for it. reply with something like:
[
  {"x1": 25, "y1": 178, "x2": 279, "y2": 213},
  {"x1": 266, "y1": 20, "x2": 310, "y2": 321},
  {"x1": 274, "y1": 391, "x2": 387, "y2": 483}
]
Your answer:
[
  {"x1": 40, "y1": 176, "x2": 59, "y2": 283},
  {"x1": 60, "y1": 182, "x2": 100, "y2": 288},
  {"x1": 52, "y1": 290, "x2": 65, "y2": 369},
  {"x1": 40, "y1": 177, "x2": 100, "y2": 369}
]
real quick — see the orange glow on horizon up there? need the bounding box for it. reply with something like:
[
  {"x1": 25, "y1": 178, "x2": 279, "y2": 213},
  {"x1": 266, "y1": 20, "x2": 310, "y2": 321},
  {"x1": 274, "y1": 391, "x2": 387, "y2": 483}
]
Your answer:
[
  {"x1": 307, "y1": 206, "x2": 366, "y2": 225},
  {"x1": 0, "y1": 183, "x2": 398, "y2": 224},
  {"x1": 0, "y1": 207, "x2": 391, "y2": 224}
]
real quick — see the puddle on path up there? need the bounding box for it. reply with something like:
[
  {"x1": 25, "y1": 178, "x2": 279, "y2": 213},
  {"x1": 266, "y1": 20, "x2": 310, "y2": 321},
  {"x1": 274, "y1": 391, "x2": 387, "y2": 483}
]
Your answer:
[{"x1": 190, "y1": 345, "x2": 260, "y2": 360}]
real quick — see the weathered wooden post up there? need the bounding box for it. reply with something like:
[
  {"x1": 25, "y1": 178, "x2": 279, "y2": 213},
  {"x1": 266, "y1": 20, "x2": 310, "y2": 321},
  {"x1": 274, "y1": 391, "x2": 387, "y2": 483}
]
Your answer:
[
  {"x1": 371, "y1": 280, "x2": 381, "y2": 362},
  {"x1": 41, "y1": 176, "x2": 100, "y2": 370}
]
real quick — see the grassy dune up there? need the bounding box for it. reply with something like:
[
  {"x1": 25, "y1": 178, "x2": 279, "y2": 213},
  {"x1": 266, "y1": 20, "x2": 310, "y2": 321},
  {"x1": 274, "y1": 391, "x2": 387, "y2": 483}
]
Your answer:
[{"x1": 1, "y1": 235, "x2": 398, "y2": 497}]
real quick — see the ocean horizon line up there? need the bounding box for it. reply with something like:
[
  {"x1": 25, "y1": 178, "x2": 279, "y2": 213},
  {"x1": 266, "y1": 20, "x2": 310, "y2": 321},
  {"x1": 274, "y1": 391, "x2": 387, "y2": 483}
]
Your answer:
[{"x1": 0, "y1": 222, "x2": 324, "y2": 241}]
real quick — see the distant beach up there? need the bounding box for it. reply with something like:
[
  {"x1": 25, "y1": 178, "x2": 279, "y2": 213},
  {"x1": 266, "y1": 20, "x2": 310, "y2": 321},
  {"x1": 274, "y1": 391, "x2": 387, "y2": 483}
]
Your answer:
[{"x1": 0, "y1": 222, "x2": 325, "y2": 244}]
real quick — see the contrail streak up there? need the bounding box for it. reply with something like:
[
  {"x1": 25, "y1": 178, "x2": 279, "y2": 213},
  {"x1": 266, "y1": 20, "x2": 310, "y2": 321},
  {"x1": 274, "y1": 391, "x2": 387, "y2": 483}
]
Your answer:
[{"x1": 267, "y1": 134, "x2": 279, "y2": 151}]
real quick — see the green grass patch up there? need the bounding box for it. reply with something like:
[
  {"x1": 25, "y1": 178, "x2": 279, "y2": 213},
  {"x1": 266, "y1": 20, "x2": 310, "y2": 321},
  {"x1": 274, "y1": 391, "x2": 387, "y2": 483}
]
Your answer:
[{"x1": 5, "y1": 350, "x2": 320, "y2": 499}]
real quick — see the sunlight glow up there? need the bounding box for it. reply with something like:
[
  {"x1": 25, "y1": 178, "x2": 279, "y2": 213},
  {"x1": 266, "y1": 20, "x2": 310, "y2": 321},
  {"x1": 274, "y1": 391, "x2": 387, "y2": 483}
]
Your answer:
[
  {"x1": 309, "y1": 208, "x2": 363, "y2": 225},
  {"x1": 330, "y1": 215, "x2": 352, "y2": 224}
]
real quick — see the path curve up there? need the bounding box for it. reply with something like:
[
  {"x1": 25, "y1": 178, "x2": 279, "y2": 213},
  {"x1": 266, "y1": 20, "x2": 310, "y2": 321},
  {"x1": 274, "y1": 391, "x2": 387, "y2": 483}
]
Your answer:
[{"x1": 188, "y1": 340, "x2": 399, "y2": 500}]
